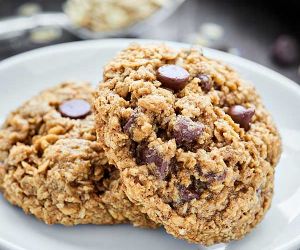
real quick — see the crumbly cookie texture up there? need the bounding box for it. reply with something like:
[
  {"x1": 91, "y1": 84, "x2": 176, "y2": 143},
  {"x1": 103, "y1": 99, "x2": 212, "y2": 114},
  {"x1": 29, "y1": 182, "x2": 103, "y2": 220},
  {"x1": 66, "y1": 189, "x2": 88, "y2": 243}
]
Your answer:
[
  {"x1": 94, "y1": 44, "x2": 281, "y2": 245},
  {"x1": 0, "y1": 82, "x2": 156, "y2": 228}
]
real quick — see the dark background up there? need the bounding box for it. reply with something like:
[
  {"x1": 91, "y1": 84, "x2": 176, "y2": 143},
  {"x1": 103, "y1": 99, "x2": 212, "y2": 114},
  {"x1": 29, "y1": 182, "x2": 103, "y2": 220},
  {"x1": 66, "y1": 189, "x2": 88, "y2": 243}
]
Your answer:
[{"x1": 0, "y1": 0, "x2": 299, "y2": 83}]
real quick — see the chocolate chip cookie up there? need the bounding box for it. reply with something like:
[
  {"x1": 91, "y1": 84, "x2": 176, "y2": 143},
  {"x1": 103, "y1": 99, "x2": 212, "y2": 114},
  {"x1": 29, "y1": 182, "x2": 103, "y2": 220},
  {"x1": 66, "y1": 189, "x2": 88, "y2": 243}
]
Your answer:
[
  {"x1": 0, "y1": 82, "x2": 156, "y2": 228},
  {"x1": 94, "y1": 44, "x2": 281, "y2": 245}
]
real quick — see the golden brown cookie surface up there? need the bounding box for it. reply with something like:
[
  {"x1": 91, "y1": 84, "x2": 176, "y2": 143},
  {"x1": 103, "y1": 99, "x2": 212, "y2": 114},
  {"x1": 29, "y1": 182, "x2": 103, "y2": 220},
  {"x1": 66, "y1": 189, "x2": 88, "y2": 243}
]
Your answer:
[
  {"x1": 0, "y1": 82, "x2": 156, "y2": 228},
  {"x1": 94, "y1": 44, "x2": 281, "y2": 245}
]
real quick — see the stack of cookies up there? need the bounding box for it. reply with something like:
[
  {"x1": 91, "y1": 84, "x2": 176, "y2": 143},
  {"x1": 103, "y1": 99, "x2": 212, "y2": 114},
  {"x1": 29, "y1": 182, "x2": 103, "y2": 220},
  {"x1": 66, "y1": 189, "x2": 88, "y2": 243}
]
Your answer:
[{"x1": 0, "y1": 43, "x2": 281, "y2": 246}]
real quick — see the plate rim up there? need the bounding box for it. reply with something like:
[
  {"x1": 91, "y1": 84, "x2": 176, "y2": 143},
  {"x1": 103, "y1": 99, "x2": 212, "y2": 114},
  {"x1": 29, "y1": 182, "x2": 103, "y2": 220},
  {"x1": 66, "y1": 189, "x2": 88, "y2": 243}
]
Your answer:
[{"x1": 0, "y1": 38, "x2": 299, "y2": 250}]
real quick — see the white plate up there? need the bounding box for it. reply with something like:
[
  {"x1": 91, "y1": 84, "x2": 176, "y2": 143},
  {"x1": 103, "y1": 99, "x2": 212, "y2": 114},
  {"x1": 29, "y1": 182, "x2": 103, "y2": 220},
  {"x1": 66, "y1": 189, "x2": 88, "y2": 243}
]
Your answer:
[{"x1": 0, "y1": 39, "x2": 299, "y2": 250}]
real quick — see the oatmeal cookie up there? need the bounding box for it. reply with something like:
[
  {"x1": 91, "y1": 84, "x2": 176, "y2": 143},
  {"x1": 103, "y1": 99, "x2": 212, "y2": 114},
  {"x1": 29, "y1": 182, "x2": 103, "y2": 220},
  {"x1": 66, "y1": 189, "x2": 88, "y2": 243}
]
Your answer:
[
  {"x1": 65, "y1": 0, "x2": 166, "y2": 32},
  {"x1": 0, "y1": 82, "x2": 156, "y2": 228},
  {"x1": 94, "y1": 44, "x2": 281, "y2": 245}
]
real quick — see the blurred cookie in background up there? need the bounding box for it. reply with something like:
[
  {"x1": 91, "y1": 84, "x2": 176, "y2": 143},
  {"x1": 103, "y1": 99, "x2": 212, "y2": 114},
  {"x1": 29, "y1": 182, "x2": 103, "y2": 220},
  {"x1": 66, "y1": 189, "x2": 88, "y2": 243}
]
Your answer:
[{"x1": 64, "y1": 0, "x2": 168, "y2": 32}]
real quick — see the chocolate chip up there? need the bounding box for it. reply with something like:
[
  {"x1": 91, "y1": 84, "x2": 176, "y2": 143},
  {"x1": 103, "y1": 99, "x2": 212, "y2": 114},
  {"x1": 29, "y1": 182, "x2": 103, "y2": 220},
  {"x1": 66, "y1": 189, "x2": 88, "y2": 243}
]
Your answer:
[
  {"x1": 178, "y1": 185, "x2": 200, "y2": 202},
  {"x1": 173, "y1": 116, "x2": 204, "y2": 145},
  {"x1": 193, "y1": 179, "x2": 207, "y2": 193},
  {"x1": 197, "y1": 74, "x2": 212, "y2": 92},
  {"x1": 123, "y1": 110, "x2": 138, "y2": 134},
  {"x1": 177, "y1": 176, "x2": 207, "y2": 203},
  {"x1": 227, "y1": 105, "x2": 255, "y2": 130},
  {"x1": 164, "y1": 158, "x2": 179, "y2": 181},
  {"x1": 169, "y1": 157, "x2": 179, "y2": 175},
  {"x1": 59, "y1": 99, "x2": 91, "y2": 119},
  {"x1": 204, "y1": 171, "x2": 226, "y2": 182},
  {"x1": 157, "y1": 65, "x2": 190, "y2": 92},
  {"x1": 156, "y1": 161, "x2": 170, "y2": 180},
  {"x1": 156, "y1": 128, "x2": 168, "y2": 141},
  {"x1": 197, "y1": 165, "x2": 226, "y2": 183},
  {"x1": 136, "y1": 144, "x2": 170, "y2": 179},
  {"x1": 271, "y1": 35, "x2": 300, "y2": 66}
]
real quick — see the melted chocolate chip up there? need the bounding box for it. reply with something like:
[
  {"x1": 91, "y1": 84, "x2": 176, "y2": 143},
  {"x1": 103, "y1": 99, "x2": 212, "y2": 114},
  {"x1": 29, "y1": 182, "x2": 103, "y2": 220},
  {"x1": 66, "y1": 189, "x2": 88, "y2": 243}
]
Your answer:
[
  {"x1": 197, "y1": 74, "x2": 212, "y2": 92},
  {"x1": 204, "y1": 171, "x2": 226, "y2": 182},
  {"x1": 157, "y1": 65, "x2": 190, "y2": 92},
  {"x1": 177, "y1": 176, "x2": 207, "y2": 203},
  {"x1": 59, "y1": 99, "x2": 91, "y2": 119},
  {"x1": 227, "y1": 105, "x2": 255, "y2": 130},
  {"x1": 178, "y1": 185, "x2": 200, "y2": 202},
  {"x1": 123, "y1": 110, "x2": 138, "y2": 134},
  {"x1": 193, "y1": 179, "x2": 207, "y2": 193},
  {"x1": 169, "y1": 157, "x2": 179, "y2": 175},
  {"x1": 136, "y1": 144, "x2": 170, "y2": 179},
  {"x1": 173, "y1": 116, "x2": 204, "y2": 145}
]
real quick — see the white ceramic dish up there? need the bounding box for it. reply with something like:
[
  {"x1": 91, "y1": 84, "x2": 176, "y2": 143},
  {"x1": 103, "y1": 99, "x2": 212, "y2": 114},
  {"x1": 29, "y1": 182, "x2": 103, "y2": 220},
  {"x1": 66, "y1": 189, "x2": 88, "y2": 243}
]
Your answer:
[{"x1": 0, "y1": 39, "x2": 299, "y2": 250}]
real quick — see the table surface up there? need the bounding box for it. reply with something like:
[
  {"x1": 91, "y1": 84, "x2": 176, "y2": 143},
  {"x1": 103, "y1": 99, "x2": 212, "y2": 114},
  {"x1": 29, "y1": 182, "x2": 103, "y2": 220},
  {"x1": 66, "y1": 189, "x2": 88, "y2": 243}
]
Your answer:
[{"x1": 0, "y1": 0, "x2": 299, "y2": 83}]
